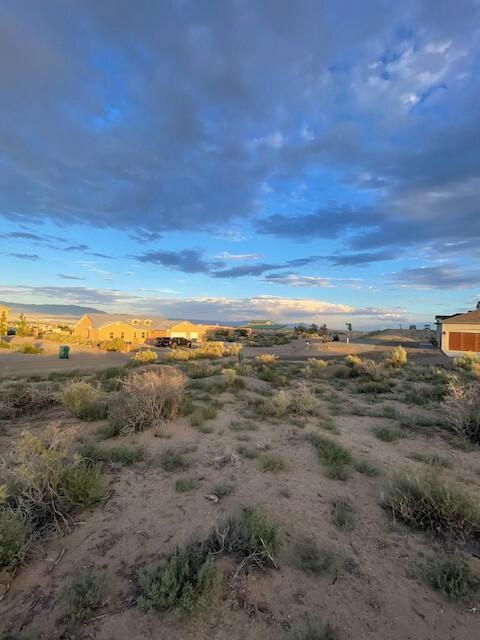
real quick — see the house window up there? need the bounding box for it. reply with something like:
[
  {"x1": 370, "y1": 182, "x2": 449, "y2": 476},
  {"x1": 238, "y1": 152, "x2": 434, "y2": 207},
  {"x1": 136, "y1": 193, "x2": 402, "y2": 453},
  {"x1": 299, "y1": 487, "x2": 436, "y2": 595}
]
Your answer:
[
  {"x1": 141, "y1": 332, "x2": 145, "y2": 338},
  {"x1": 120, "y1": 332, "x2": 125, "y2": 339},
  {"x1": 109, "y1": 332, "x2": 114, "y2": 339}
]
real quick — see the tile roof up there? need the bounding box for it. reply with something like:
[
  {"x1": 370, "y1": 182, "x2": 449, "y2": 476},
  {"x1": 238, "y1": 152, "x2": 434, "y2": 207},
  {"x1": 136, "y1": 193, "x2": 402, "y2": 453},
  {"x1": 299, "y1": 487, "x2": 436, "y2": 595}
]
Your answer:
[{"x1": 79, "y1": 313, "x2": 178, "y2": 330}]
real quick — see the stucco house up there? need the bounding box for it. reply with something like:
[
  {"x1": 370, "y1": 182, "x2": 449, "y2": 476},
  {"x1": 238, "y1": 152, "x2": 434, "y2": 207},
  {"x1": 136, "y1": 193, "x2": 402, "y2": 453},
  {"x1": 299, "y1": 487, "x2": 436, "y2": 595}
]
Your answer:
[
  {"x1": 73, "y1": 314, "x2": 222, "y2": 344},
  {"x1": 436, "y1": 309, "x2": 480, "y2": 357}
]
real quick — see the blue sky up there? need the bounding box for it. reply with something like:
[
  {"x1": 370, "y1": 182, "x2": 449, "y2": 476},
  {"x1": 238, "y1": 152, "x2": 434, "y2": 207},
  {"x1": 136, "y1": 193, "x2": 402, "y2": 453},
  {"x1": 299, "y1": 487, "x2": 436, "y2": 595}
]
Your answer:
[{"x1": 1, "y1": 0, "x2": 480, "y2": 328}]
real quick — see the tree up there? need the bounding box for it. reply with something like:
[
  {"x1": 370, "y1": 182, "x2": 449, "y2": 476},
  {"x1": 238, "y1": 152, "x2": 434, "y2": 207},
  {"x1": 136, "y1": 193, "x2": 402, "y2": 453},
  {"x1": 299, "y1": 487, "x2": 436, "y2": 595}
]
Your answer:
[
  {"x1": 16, "y1": 313, "x2": 31, "y2": 337},
  {"x1": 346, "y1": 322, "x2": 352, "y2": 343},
  {"x1": 476, "y1": 301, "x2": 480, "y2": 310},
  {"x1": 0, "y1": 310, "x2": 7, "y2": 337}
]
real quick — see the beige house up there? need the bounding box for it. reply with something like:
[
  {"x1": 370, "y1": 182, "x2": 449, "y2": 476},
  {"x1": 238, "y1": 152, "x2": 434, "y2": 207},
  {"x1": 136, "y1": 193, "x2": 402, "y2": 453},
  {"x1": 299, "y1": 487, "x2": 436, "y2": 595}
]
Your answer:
[
  {"x1": 73, "y1": 314, "x2": 222, "y2": 344},
  {"x1": 436, "y1": 309, "x2": 480, "y2": 356}
]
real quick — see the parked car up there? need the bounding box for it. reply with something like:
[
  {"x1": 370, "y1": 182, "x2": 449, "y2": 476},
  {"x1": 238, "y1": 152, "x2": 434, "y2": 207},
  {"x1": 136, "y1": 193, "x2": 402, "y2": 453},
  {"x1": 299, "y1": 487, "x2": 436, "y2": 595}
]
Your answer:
[
  {"x1": 171, "y1": 337, "x2": 192, "y2": 348},
  {"x1": 154, "y1": 337, "x2": 172, "y2": 348}
]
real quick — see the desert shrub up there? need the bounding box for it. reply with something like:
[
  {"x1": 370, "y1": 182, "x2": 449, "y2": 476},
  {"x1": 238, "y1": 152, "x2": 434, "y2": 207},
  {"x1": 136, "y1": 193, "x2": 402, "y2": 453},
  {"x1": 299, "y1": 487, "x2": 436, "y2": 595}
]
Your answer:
[
  {"x1": 17, "y1": 343, "x2": 43, "y2": 354},
  {"x1": 306, "y1": 358, "x2": 328, "y2": 379},
  {"x1": 290, "y1": 617, "x2": 338, "y2": 640},
  {"x1": 95, "y1": 422, "x2": 122, "y2": 441},
  {"x1": 0, "y1": 341, "x2": 10, "y2": 349},
  {"x1": 79, "y1": 443, "x2": 144, "y2": 466},
  {"x1": 444, "y1": 379, "x2": 480, "y2": 444},
  {"x1": 307, "y1": 433, "x2": 352, "y2": 480},
  {"x1": 256, "y1": 390, "x2": 289, "y2": 418},
  {"x1": 355, "y1": 379, "x2": 393, "y2": 395},
  {"x1": 185, "y1": 361, "x2": 220, "y2": 378},
  {"x1": 0, "y1": 507, "x2": 30, "y2": 567},
  {"x1": 289, "y1": 537, "x2": 351, "y2": 579},
  {"x1": 345, "y1": 354, "x2": 362, "y2": 368},
  {"x1": 381, "y1": 469, "x2": 480, "y2": 540},
  {"x1": 0, "y1": 382, "x2": 56, "y2": 419},
  {"x1": 354, "y1": 459, "x2": 380, "y2": 477},
  {"x1": 385, "y1": 346, "x2": 407, "y2": 368},
  {"x1": 247, "y1": 332, "x2": 290, "y2": 347},
  {"x1": 409, "y1": 453, "x2": 451, "y2": 468},
  {"x1": 0, "y1": 432, "x2": 103, "y2": 561},
  {"x1": 259, "y1": 452, "x2": 288, "y2": 473},
  {"x1": 64, "y1": 565, "x2": 108, "y2": 620},
  {"x1": 109, "y1": 367, "x2": 186, "y2": 434},
  {"x1": 373, "y1": 425, "x2": 402, "y2": 442},
  {"x1": 175, "y1": 478, "x2": 198, "y2": 493},
  {"x1": 419, "y1": 554, "x2": 479, "y2": 604},
  {"x1": 331, "y1": 498, "x2": 354, "y2": 529},
  {"x1": 159, "y1": 447, "x2": 190, "y2": 472},
  {"x1": 207, "y1": 506, "x2": 280, "y2": 566},
  {"x1": 60, "y1": 381, "x2": 108, "y2": 421},
  {"x1": 255, "y1": 353, "x2": 278, "y2": 367},
  {"x1": 237, "y1": 445, "x2": 259, "y2": 459},
  {"x1": 288, "y1": 385, "x2": 320, "y2": 416},
  {"x1": 137, "y1": 541, "x2": 217, "y2": 615},
  {"x1": 98, "y1": 338, "x2": 125, "y2": 351},
  {"x1": 453, "y1": 352, "x2": 479, "y2": 371},
  {"x1": 131, "y1": 349, "x2": 158, "y2": 364},
  {"x1": 229, "y1": 420, "x2": 257, "y2": 432},
  {"x1": 211, "y1": 482, "x2": 234, "y2": 498}
]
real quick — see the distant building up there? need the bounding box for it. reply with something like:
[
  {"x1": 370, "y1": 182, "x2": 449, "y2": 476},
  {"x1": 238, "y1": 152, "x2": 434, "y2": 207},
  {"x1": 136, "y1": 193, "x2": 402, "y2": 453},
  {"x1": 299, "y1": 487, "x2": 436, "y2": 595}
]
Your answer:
[
  {"x1": 247, "y1": 319, "x2": 272, "y2": 326},
  {"x1": 409, "y1": 324, "x2": 417, "y2": 330},
  {"x1": 436, "y1": 309, "x2": 480, "y2": 356},
  {"x1": 73, "y1": 314, "x2": 223, "y2": 344}
]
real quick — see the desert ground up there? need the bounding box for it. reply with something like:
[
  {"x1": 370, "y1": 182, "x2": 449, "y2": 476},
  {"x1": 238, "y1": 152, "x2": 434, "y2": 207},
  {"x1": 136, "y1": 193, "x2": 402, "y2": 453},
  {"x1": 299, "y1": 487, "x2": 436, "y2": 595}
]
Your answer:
[{"x1": 0, "y1": 345, "x2": 479, "y2": 640}]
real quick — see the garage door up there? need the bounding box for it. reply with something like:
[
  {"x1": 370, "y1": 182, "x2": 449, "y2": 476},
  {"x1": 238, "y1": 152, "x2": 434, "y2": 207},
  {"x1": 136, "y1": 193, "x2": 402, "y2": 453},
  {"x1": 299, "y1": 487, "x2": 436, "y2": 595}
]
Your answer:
[
  {"x1": 449, "y1": 332, "x2": 480, "y2": 352},
  {"x1": 171, "y1": 332, "x2": 187, "y2": 338}
]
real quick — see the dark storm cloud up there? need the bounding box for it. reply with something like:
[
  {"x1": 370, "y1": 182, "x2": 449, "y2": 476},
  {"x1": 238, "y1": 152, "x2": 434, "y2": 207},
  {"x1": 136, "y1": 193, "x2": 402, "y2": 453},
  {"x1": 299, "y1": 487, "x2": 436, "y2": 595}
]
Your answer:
[
  {"x1": 0, "y1": 0, "x2": 479, "y2": 266},
  {"x1": 133, "y1": 249, "x2": 214, "y2": 274},
  {"x1": 392, "y1": 266, "x2": 480, "y2": 290},
  {"x1": 329, "y1": 250, "x2": 398, "y2": 266}
]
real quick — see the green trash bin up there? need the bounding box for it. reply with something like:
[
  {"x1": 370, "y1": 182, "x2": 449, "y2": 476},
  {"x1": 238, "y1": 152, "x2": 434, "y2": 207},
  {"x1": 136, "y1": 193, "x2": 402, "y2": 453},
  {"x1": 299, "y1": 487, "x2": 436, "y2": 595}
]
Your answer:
[{"x1": 59, "y1": 345, "x2": 70, "y2": 359}]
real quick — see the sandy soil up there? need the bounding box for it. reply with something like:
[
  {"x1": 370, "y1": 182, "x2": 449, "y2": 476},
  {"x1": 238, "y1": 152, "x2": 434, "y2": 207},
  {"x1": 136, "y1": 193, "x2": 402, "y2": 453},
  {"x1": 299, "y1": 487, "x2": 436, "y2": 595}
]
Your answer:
[
  {"x1": 0, "y1": 337, "x2": 129, "y2": 378},
  {"x1": 0, "y1": 360, "x2": 478, "y2": 640}
]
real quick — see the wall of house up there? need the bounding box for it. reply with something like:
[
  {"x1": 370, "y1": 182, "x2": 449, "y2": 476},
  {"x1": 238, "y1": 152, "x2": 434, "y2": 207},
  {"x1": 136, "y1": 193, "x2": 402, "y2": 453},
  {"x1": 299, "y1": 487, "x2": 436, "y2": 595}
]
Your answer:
[
  {"x1": 97, "y1": 322, "x2": 147, "y2": 344},
  {"x1": 439, "y1": 322, "x2": 480, "y2": 356},
  {"x1": 73, "y1": 315, "x2": 98, "y2": 341}
]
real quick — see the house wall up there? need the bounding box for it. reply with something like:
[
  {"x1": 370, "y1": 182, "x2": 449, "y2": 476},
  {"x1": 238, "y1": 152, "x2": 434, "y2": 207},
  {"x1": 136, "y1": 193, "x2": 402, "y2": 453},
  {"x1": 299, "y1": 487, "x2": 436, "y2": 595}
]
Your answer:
[
  {"x1": 169, "y1": 321, "x2": 211, "y2": 341},
  {"x1": 73, "y1": 315, "x2": 98, "y2": 341},
  {"x1": 97, "y1": 322, "x2": 147, "y2": 344},
  {"x1": 439, "y1": 322, "x2": 480, "y2": 356}
]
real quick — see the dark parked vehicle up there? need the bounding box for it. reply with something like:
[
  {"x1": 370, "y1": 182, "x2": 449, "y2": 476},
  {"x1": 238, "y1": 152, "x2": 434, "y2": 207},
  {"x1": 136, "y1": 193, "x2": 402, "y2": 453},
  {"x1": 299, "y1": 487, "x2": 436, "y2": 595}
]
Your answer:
[{"x1": 154, "y1": 336, "x2": 192, "y2": 349}]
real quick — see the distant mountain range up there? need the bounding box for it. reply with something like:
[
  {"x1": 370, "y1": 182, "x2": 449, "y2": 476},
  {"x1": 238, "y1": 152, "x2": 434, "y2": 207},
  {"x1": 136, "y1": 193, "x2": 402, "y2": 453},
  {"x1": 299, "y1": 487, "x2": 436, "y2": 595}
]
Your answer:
[{"x1": 0, "y1": 301, "x2": 106, "y2": 316}]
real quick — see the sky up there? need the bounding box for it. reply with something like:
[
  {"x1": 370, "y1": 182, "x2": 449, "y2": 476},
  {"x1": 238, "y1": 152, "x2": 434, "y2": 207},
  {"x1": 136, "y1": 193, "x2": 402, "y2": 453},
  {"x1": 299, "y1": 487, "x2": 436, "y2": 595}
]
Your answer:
[{"x1": 1, "y1": 0, "x2": 480, "y2": 328}]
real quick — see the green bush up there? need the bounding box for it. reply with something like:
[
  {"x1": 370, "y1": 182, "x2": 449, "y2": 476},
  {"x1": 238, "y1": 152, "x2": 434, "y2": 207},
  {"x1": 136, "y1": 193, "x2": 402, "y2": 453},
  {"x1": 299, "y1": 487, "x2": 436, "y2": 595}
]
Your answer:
[
  {"x1": 60, "y1": 381, "x2": 108, "y2": 421},
  {"x1": 159, "y1": 447, "x2": 190, "y2": 472},
  {"x1": 259, "y1": 452, "x2": 288, "y2": 473},
  {"x1": 0, "y1": 507, "x2": 30, "y2": 567},
  {"x1": 211, "y1": 482, "x2": 234, "y2": 498},
  {"x1": 354, "y1": 460, "x2": 380, "y2": 477},
  {"x1": 290, "y1": 617, "x2": 338, "y2": 640},
  {"x1": 137, "y1": 542, "x2": 217, "y2": 615},
  {"x1": 420, "y1": 554, "x2": 479, "y2": 604},
  {"x1": 64, "y1": 565, "x2": 108, "y2": 620},
  {"x1": 331, "y1": 498, "x2": 354, "y2": 529},
  {"x1": 381, "y1": 469, "x2": 480, "y2": 539},
  {"x1": 289, "y1": 537, "x2": 351, "y2": 579},
  {"x1": 175, "y1": 478, "x2": 198, "y2": 493},
  {"x1": 79, "y1": 443, "x2": 145, "y2": 466}
]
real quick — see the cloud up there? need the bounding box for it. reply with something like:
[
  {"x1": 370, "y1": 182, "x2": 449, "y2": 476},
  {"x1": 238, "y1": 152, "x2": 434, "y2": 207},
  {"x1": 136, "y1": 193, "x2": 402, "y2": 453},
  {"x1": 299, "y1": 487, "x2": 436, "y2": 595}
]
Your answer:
[
  {"x1": 58, "y1": 273, "x2": 85, "y2": 281},
  {"x1": 6, "y1": 252, "x2": 40, "y2": 261},
  {"x1": 391, "y1": 265, "x2": 480, "y2": 289},
  {"x1": 214, "y1": 252, "x2": 262, "y2": 261},
  {"x1": 133, "y1": 249, "x2": 215, "y2": 274},
  {"x1": 0, "y1": 284, "x2": 409, "y2": 327},
  {"x1": 263, "y1": 273, "x2": 363, "y2": 288},
  {"x1": 329, "y1": 250, "x2": 398, "y2": 266}
]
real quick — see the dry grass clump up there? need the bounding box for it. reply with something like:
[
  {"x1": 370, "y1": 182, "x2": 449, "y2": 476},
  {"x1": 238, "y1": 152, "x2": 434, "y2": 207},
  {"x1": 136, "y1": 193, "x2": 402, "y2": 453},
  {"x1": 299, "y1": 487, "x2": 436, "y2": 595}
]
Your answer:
[
  {"x1": 453, "y1": 351, "x2": 479, "y2": 371},
  {"x1": 256, "y1": 386, "x2": 319, "y2": 418},
  {"x1": 131, "y1": 349, "x2": 158, "y2": 363},
  {"x1": 345, "y1": 354, "x2": 362, "y2": 368},
  {"x1": 109, "y1": 366, "x2": 186, "y2": 434},
  {"x1": 0, "y1": 430, "x2": 103, "y2": 567},
  {"x1": 381, "y1": 469, "x2": 480, "y2": 540},
  {"x1": 307, "y1": 433, "x2": 352, "y2": 480},
  {"x1": 290, "y1": 617, "x2": 338, "y2": 640},
  {"x1": 0, "y1": 381, "x2": 56, "y2": 420},
  {"x1": 17, "y1": 343, "x2": 43, "y2": 354},
  {"x1": 259, "y1": 452, "x2": 288, "y2": 473},
  {"x1": 419, "y1": 554, "x2": 479, "y2": 604},
  {"x1": 255, "y1": 353, "x2": 279, "y2": 366},
  {"x1": 185, "y1": 361, "x2": 221, "y2": 378},
  {"x1": 385, "y1": 346, "x2": 407, "y2": 367},
  {"x1": 60, "y1": 380, "x2": 108, "y2": 421},
  {"x1": 289, "y1": 536, "x2": 352, "y2": 578},
  {"x1": 166, "y1": 342, "x2": 242, "y2": 362},
  {"x1": 306, "y1": 358, "x2": 328, "y2": 378},
  {"x1": 444, "y1": 378, "x2": 480, "y2": 444}
]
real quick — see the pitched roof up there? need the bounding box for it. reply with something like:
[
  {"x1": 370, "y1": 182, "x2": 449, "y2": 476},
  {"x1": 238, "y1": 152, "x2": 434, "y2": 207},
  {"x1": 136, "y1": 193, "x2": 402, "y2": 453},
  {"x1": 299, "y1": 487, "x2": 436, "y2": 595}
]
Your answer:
[
  {"x1": 77, "y1": 313, "x2": 177, "y2": 330},
  {"x1": 439, "y1": 309, "x2": 480, "y2": 324}
]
